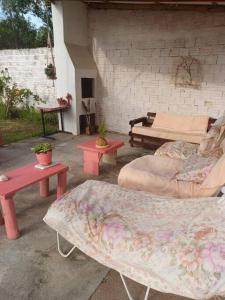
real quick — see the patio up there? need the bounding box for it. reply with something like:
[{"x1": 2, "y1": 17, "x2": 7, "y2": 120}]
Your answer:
[
  {"x1": 1, "y1": 0, "x2": 225, "y2": 299},
  {"x1": 0, "y1": 132, "x2": 162, "y2": 300}
]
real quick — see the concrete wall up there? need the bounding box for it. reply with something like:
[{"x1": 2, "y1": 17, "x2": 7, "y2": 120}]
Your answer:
[
  {"x1": 52, "y1": 1, "x2": 97, "y2": 135},
  {"x1": 0, "y1": 48, "x2": 56, "y2": 106},
  {"x1": 89, "y1": 10, "x2": 225, "y2": 133}
]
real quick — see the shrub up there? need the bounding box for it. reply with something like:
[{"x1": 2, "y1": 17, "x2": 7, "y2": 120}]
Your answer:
[{"x1": 0, "y1": 69, "x2": 45, "y2": 119}]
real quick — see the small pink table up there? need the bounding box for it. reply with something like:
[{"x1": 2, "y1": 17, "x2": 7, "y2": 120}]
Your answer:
[
  {"x1": 0, "y1": 162, "x2": 68, "y2": 240},
  {"x1": 77, "y1": 139, "x2": 124, "y2": 176}
]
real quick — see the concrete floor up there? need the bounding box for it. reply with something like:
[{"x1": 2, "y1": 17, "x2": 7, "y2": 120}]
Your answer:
[
  {"x1": 0, "y1": 132, "x2": 150, "y2": 300},
  {"x1": 0, "y1": 133, "x2": 218, "y2": 300}
]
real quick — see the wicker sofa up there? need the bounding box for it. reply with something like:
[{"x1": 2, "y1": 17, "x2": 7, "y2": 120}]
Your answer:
[{"x1": 129, "y1": 112, "x2": 216, "y2": 149}]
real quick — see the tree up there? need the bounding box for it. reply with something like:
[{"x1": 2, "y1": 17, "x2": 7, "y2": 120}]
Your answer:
[
  {"x1": 0, "y1": 16, "x2": 37, "y2": 49},
  {"x1": 0, "y1": 0, "x2": 52, "y2": 49}
]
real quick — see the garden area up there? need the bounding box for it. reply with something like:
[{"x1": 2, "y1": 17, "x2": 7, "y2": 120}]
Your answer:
[{"x1": 0, "y1": 69, "x2": 58, "y2": 144}]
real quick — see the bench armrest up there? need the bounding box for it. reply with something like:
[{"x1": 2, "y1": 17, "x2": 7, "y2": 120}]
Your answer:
[{"x1": 129, "y1": 117, "x2": 147, "y2": 128}]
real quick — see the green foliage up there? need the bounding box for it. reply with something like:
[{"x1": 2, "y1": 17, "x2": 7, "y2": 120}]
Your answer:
[
  {"x1": 0, "y1": 0, "x2": 52, "y2": 49},
  {"x1": 98, "y1": 122, "x2": 107, "y2": 138},
  {"x1": 0, "y1": 69, "x2": 45, "y2": 119},
  {"x1": 31, "y1": 142, "x2": 52, "y2": 154},
  {"x1": 35, "y1": 26, "x2": 49, "y2": 47},
  {"x1": 0, "y1": 16, "x2": 38, "y2": 49}
]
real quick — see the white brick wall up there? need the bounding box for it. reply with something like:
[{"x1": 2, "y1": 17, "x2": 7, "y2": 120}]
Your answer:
[
  {"x1": 0, "y1": 48, "x2": 56, "y2": 106},
  {"x1": 88, "y1": 10, "x2": 225, "y2": 133}
]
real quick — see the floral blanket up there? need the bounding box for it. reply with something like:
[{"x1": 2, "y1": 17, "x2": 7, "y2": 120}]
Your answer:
[{"x1": 43, "y1": 180, "x2": 225, "y2": 299}]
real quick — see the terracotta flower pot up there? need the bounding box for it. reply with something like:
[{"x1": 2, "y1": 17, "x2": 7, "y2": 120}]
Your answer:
[{"x1": 36, "y1": 151, "x2": 52, "y2": 166}]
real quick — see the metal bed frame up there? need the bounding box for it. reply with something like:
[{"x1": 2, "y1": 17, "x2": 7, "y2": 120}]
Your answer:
[{"x1": 56, "y1": 232, "x2": 151, "y2": 300}]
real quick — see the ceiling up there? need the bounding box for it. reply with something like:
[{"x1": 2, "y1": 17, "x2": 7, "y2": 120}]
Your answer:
[{"x1": 51, "y1": 0, "x2": 225, "y2": 10}]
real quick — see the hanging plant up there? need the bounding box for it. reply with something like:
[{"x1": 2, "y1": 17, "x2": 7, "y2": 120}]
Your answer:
[{"x1": 45, "y1": 63, "x2": 57, "y2": 80}]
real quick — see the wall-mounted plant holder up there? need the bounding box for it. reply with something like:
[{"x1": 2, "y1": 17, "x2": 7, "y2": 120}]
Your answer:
[{"x1": 175, "y1": 56, "x2": 202, "y2": 89}]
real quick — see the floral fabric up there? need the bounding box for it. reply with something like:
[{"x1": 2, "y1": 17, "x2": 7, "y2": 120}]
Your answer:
[
  {"x1": 198, "y1": 124, "x2": 225, "y2": 157},
  {"x1": 44, "y1": 180, "x2": 225, "y2": 299},
  {"x1": 155, "y1": 140, "x2": 198, "y2": 160},
  {"x1": 176, "y1": 154, "x2": 218, "y2": 183}
]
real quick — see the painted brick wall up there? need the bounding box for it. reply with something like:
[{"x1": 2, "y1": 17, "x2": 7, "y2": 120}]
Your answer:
[
  {"x1": 0, "y1": 48, "x2": 56, "y2": 106},
  {"x1": 88, "y1": 10, "x2": 225, "y2": 133}
]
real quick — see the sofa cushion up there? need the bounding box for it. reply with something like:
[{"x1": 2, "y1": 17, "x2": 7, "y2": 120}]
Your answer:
[
  {"x1": 155, "y1": 141, "x2": 198, "y2": 160},
  {"x1": 176, "y1": 154, "x2": 218, "y2": 184},
  {"x1": 118, "y1": 155, "x2": 218, "y2": 198},
  {"x1": 132, "y1": 126, "x2": 205, "y2": 144},
  {"x1": 152, "y1": 112, "x2": 209, "y2": 134}
]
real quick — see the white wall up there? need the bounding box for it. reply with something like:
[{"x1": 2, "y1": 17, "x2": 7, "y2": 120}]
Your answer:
[
  {"x1": 52, "y1": 1, "x2": 77, "y2": 134},
  {"x1": 89, "y1": 9, "x2": 225, "y2": 133},
  {"x1": 52, "y1": 1, "x2": 97, "y2": 135},
  {"x1": 0, "y1": 48, "x2": 56, "y2": 106}
]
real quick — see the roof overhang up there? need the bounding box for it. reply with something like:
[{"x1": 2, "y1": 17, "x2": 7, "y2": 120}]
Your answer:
[{"x1": 51, "y1": 0, "x2": 225, "y2": 11}]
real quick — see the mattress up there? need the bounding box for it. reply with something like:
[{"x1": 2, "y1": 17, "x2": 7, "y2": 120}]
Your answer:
[{"x1": 44, "y1": 180, "x2": 225, "y2": 299}]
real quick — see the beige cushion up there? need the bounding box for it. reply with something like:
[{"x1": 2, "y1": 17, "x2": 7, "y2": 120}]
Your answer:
[
  {"x1": 132, "y1": 126, "x2": 205, "y2": 144},
  {"x1": 118, "y1": 155, "x2": 218, "y2": 198},
  {"x1": 152, "y1": 112, "x2": 209, "y2": 134}
]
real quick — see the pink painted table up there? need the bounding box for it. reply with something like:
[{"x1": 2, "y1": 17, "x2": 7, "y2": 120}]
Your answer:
[
  {"x1": 77, "y1": 139, "x2": 124, "y2": 176},
  {"x1": 0, "y1": 162, "x2": 68, "y2": 240}
]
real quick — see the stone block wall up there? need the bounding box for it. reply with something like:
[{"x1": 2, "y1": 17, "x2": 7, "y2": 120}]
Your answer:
[
  {"x1": 89, "y1": 10, "x2": 225, "y2": 133},
  {"x1": 0, "y1": 48, "x2": 56, "y2": 106}
]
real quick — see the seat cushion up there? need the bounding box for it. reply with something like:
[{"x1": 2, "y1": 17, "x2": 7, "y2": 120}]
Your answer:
[
  {"x1": 118, "y1": 155, "x2": 218, "y2": 198},
  {"x1": 152, "y1": 112, "x2": 209, "y2": 134},
  {"x1": 132, "y1": 126, "x2": 205, "y2": 144}
]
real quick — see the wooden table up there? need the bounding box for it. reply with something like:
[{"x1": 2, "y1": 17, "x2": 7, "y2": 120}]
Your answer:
[
  {"x1": 77, "y1": 139, "x2": 124, "y2": 176},
  {"x1": 38, "y1": 106, "x2": 70, "y2": 137},
  {"x1": 0, "y1": 162, "x2": 69, "y2": 240}
]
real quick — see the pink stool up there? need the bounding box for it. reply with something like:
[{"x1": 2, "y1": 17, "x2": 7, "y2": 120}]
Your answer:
[{"x1": 77, "y1": 139, "x2": 124, "y2": 176}]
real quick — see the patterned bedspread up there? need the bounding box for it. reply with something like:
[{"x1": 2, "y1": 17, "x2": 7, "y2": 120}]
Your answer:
[{"x1": 43, "y1": 180, "x2": 225, "y2": 299}]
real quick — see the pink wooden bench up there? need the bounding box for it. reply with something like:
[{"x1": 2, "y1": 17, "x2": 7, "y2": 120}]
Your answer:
[{"x1": 0, "y1": 162, "x2": 69, "y2": 240}]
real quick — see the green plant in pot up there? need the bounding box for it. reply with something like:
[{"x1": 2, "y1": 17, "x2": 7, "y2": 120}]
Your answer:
[
  {"x1": 44, "y1": 63, "x2": 56, "y2": 80},
  {"x1": 96, "y1": 122, "x2": 108, "y2": 148},
  {"x1": 31, "y1": 143, "x2": 53, "y2": 165}
]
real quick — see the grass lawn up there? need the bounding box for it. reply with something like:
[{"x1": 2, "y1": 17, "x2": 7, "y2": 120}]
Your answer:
[{"x1": 1, "y1": 119, "x2": 58, "y2": 144}]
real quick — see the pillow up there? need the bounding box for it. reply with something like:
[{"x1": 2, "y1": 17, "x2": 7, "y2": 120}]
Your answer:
[
  {"x1": 152, "y1": 112, "x2": 208, "y2": 134},
  {"x1": 198, "y1": 125, "x2": 224, "y2": 157},
  {"x1": 213, "y1": 112, "x2": 225, "y2": 127},
  {"x1": 155, "y1": 141, "x2": 198, "y2": 160},
  {"x1": 176, "y1": 154, "x2": 218, "y2": 184}
]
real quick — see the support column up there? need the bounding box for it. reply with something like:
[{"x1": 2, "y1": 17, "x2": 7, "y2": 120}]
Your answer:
[
  {"x1": 83, "y1": 151, "x2": 102, "y2": 175},
  {"x1": 0, "y1": 196, "x2": 20, "y2": 240},
  {"x1": 57, "y1": 171, "x2": 67, "y2": 198},
  {"x1": 40, "y1": 178, "x2": 50, "y2": 197},
  {"x1": 0, "y1": 209, "x2": 4, "y2": 225}
]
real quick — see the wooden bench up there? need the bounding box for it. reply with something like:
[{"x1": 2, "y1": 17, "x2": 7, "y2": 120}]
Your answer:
[{"x1": 129, "y1": 112, "x2": 216, "y2": 149}]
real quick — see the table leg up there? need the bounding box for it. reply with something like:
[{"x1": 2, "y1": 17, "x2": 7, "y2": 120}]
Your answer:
[
  {"x1": 0, "y1": 209, "x2": 4, "y2": 225},
  {"x1": 40, "y1": 178, "x2": 49, "y2": 197},
  {"x1": 41, "y1": 109, "x2": 46, "y2": 137},
  {"x1": 57, "y1": 171, "x2": 67, "y2": 199},
  {"x1": 60, "y1": 110, "x2": 64, "y2": 132},
  {"x1": 0, "y1": 196, "x2": 20, "y2": 240},
  {"x1": 102, "y1": 150, "x2": 117, "y2": 166},
  {"x1": 83, "y1": 151, "x2": 102, "y2": 176}
]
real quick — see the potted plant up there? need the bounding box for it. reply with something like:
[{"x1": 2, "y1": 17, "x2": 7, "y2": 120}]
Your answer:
[
  {"x1": 44, "y1": 63, "x2": 56, "y2": 80},
  {"x1": 31, "y1": 143, "x2": 53, "y2": 165},
  {"x1": 96, "y1": 122, "x2": 108, "y2": 148},
  {"x1": 82, "y1": 99, "x2": 92, "y2": 135},
  {"x1": 57, "y1": 93, "x2": 72, "y2": 107}
]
